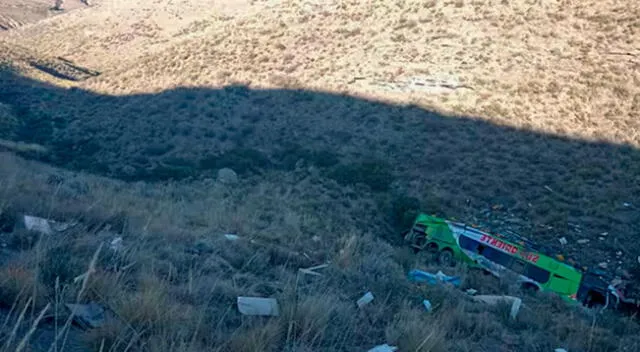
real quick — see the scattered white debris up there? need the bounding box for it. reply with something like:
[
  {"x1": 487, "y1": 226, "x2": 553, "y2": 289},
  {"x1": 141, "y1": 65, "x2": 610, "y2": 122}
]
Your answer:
[
  {"x1": 357, "y1": 291, "x2": 374, "y2": 309},
  {"x1": 224, "y1": 234, "x2": 240, "y2": 241},
  {"x1": 22, "y1": 215, "x2": 53, "y2": 235},
  {"x1": 555, "y1": 349, "x2": 568, "y2": 352},
  {"x1": 544, "y1": 185, "x2": 554, "y2": 193},
  {"x1": 598, "y1": 262, "x2": 608, "y2": 269},
  {"x1": 472, "y1": 295, "x2": 522, "y2": 319},
  {"x1": 422, "y1": 299, "x2": 432, "y2": 312},
  {"x1": 466, "y1": 288, "x2": 478, "y2": 296},
  {"x1": 109, "y1": 236, "x2": 123, "y2": 252},
  {"x1": 623, "y1": 202, "x2": 632, "y2": 207},
  {"x1": 217, "y1": 168, "x2": 238, "y2": 184},
  {"x1": 298, "y1": 263, "x2": 329, "y2": 277},
  {"x1": 367, "y1": 344, "x2": 398, "y2": 352},
  {"x1": 312, "y1": 235, "x2": 321, "y2": 242},
  {"x1": 558, "y1": 237, "x2": 568, "y2": 246},
  {"x1": 637, "y1": 256, "x2": 640, "y2": 265},
  {"x1": 65, "y1": 303, "x2": 106, "y2": 329},
  {"x1": 577, "y1": 239, "x2": 590, "y2": 244},
  {"x1": 616, "y1": 251, "x2": 623, "y2": 257},
  {"x1": 237, "y1": 297, "x2": 280, "y2": 316},
  {"x1": 601, "y1": 232, "x2": 609, "y2": 237}
]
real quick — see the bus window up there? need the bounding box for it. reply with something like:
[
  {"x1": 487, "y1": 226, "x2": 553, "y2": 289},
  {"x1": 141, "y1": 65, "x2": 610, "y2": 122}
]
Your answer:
[
  {"x1": 459, "y1": 235, "x2": 480, "y2": 252},
  {"x1": 510, "y1": 260, "x2": 526, "y2": 274},
  {"x1": 479, "y1": 246, "x2": 512, "y2": 267},
  {"x1": 525, "y1": 264, "x2": 550, "y2": 284}
]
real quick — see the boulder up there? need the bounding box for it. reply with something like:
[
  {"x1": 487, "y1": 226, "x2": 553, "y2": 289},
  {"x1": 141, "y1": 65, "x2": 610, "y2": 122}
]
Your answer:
[{"x1": 217, "y1": 168, "x2": 238, "y2": 184}]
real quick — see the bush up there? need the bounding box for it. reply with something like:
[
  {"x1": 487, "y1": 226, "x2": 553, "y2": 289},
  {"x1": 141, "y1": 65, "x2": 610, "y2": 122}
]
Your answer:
[
  {"x1": 273, "y1": 144, "x2": 340, "y2": 170},
  {"x1": 389, "y1": 195, "x2": 421, "y2": 231},
  {"x1": 328, "y1": 161, "x2": 394, "y2": 191}
]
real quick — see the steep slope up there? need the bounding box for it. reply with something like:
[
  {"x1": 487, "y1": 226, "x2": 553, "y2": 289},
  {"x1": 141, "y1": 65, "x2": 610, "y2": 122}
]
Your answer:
[{"x1": 2, "y1": 1, "x2": 640, "y2": 351}]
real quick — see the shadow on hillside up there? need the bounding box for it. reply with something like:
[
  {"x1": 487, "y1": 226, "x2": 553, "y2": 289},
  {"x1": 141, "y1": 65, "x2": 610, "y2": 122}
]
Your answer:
[{"x1": 1, "y1": 67, "x2": 639, "y2": 264}]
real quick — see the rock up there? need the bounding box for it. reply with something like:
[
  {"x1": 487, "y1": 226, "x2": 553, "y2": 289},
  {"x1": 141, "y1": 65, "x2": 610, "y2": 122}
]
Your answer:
[
  {"x1": 217, "y1": 168, "x2": 238, "y2": 184},
  {"x1": 53, "y1": 0, "x2": 64, "y2": 11},
  {"x1": 237, "y1": 297, "x2": 280, "y2": 316}
]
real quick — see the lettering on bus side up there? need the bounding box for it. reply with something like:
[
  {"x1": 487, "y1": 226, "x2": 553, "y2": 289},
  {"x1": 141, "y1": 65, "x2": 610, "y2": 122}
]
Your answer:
[{"x1": 479, "y1": 234, "x2": 539, "y2": 263}]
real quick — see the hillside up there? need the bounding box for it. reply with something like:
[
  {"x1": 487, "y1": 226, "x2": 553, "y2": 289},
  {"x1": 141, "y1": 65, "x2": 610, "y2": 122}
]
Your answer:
[{"x1": 1, "y1": 0, "x2": 640, "y2": 351}]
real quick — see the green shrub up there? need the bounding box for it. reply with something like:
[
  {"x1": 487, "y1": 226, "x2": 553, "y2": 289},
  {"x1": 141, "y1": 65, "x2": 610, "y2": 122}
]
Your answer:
[
  {"x1": 273, "y1": 143, "x2": 340, "y2": 170},
  {"x1": 328, "y1": 161, "x2": 394, "y2": 191},
  {"x1": 390, "y1": 195, "x2": 421, "y2": 231}
]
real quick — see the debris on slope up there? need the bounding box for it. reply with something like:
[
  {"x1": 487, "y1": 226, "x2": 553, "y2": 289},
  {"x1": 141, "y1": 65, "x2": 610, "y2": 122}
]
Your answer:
[{"x1": 237, "y1": 297, "x2": 280, "y2": 317}]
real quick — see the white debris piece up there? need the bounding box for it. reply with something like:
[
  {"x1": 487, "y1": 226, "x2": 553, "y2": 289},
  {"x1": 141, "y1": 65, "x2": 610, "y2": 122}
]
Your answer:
[
  {"x1": 298, "y1": 264, "x2": 329, "y2": 277},
  {"x1": 558, "y1": 237, "x2": 568, "y2": 246},
  {"x1": 110, "y1": 236, "x2": 123, "y2": 252},
  {"x1": 577, "y1": 239, "x2": 590, "y2": 244},
  {"x1": 466, "y1": 288, "x2": 478, "y2": 296},
  {"x1": 368, "y1": 344, "x2": 398, "y2": 352},
  {"x1": 237, "y1": 297, "x2": 280, "y2": 316},
  {"x1": 555, "y1": 349, "x2": 568, "y2": 352},
  {"x1": 224, "y1": 234, "x2": 239, "y2": 241},
  {"x1": 357, "y1": 292, "x2": 374, "y2": 308},
  {"x1": 50, "y1": 220, "x2": 77, "y2": 232},
  {"x1": 422, "y1": 299, "x2": 432, "y2": 312},
  {"x1": 23, "y1": 215, "x2": 53, "y2": 235},
  {"x1": 598, "y1": 262, "x2": 608, "y2": 269},
  {"x1": 472, "y1": 295, "x2": 522, "y2": 319}
]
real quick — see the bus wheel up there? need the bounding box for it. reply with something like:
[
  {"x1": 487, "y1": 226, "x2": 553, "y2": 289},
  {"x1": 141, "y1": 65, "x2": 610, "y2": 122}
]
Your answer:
[
  {"x1": 438, "y1": 249, "x2": 456, "y2": 267},
  {"x1": 425, "y1": 242, "x2": 438, "y2": 253},
  {"x1": 521, "y1": 282, "x2": 539, "y2": 294},
  {"x1": 586, "y1": 291, "x2": 606, "y2": 312}
]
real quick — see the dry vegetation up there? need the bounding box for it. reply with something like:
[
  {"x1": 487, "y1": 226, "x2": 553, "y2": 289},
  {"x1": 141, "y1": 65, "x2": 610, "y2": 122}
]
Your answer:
[
  {"x1": 1, "y1": 0, "x2": 640, "y2": 350},
  {"x1": 1, "y1": 152, "x2": 639, "y2": 351}
]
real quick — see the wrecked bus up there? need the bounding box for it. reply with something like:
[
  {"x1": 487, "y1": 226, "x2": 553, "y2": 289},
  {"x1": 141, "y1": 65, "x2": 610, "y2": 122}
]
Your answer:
[{"x1": 403, "y1": 214, "x2": 621, "y2": 309}]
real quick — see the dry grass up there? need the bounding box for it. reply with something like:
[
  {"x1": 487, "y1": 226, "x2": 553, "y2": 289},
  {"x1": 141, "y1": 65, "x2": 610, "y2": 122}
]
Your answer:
[{"x1": 1, "y1": 0, "x2": 640, "y2": 350}]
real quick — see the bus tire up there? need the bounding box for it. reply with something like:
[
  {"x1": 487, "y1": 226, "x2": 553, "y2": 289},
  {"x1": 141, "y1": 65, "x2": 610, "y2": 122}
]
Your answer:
[
  {"x1": 425, "y1": 242, "x2": 438, "y2": 253},
  {"x1": 438, "y1": 248, "x2": 455, "y2": 267},
  {"x1": 586, "y1": 291, "x2": 606, "y2": 311},
  {"x1": 521, "y1": 282, "x2": 539, "y2": 294}
]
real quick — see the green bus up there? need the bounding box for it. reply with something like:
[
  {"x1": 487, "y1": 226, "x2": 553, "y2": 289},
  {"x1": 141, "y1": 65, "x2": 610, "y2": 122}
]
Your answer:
[{"x1": 403, "y1": 213, "x2": 621, "y2": 307}]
